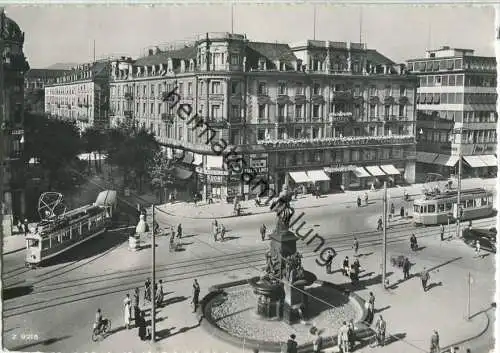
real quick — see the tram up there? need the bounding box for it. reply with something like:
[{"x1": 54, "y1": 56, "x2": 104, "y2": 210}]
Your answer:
[
  {"x1": 25, "y1": 190, "x2": 117, "y2": 268},
  {"x1": 413, "y1": 188, "x2": 494, "y2": 226}
]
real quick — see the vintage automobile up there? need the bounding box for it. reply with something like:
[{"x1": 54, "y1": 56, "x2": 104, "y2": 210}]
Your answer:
[{"x1": 462, "y1": 227, "x2": 497, "y2": 253}]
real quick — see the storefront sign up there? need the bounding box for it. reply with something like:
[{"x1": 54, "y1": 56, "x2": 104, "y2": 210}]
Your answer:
[
  {"x1": 207, "y1": 175, "x2": 224, "y2": 183},
  {"x1": 195, "y1": 166, "x2": 228, "y2": 176},
  {"x1": 325, "y1": 164, "x2": 357, "y2": 173},
  {"x1": 249, "y1": 155, "x2": 268, "y2": 174}
]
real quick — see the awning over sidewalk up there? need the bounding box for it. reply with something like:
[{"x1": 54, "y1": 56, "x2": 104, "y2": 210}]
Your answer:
[
  {"x1": 206, "y1": 155, "x2": 224, "y2": 169},
  {"x1": 478, "y1": 155, "x2": 498, "y2": 167},
  {"x1": 193, "y1": 153, "x2": 203, "y2": 166},
  {"x1": 173, "y1": 166, "x2": 194, "y2": 180},
  {"x1": 416, "y1": 151, "x2": 438, "y2": 164},
  {"x1": 380, "y1": 165, "x2": 400, "y2": 175},
  {"x1": 463, "y1": 155, "x2": 487, "y2": 168},
  {"x1": 365, "y1": 165, "x2": 386, "y2": 177},
  {"x1": 289, "y1": 171, "x2": 311, "y2": 184},
  {"x1": 353, "y1": 167, "x2": 371, "y2": 178},
  {"x1": 307, "y1": 170, "x2": 331, "y2": 182},
  {"x1": 445, "y1": 155, "x2": 459, "y2": 167},
  {"x1": 433, "y1": 154, "x2": 451, "y2": 166}
]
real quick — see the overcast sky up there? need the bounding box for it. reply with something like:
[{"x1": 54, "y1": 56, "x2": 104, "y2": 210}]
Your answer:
[{"x1": 4, "y1": 4, "x2": 496, "y2": 68}]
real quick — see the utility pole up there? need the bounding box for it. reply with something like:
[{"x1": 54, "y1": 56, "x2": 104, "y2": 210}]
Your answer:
[
  {"x1": 151, "y1": 204, "x2": 156, "y2": 342},
  {"x1": 382, "y1": 181, "x2": 387, "y2": 289},
  {"x1": 0, "y1": 31, "x2": 5, "y2": 290},
  {"x1": 456, "y1": 151, "x2": 463, "y2": 238},
  {"x1": 467, "y1": 272, "x2": 472, "y2": 320}
]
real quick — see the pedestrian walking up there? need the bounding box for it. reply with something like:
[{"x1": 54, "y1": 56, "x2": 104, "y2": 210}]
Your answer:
[
  {"x1": 155, "y1": 280, "x2": 164, "y2": 307},
  {"x1": 366, "y1": 292, "x2": 375, "y2": 323},
  {"x1": 192, "y1": 279, "x2": 200, "y2": 313},
  {"x1": 377, "y1": 217, "x2": 383, "y2": 231},
  {"x1": 137, "y1": 311, "x2": 146, "y2": 340},
  {"x1": 212, "y1": 219, "x2": 219, "y2": 242},
  {"x1": 348, "y1": 319, "x2": 355, "y2": 351},
  {"x1": 403, "y1": 257, "x2": 411, "y2": 280},
  {"x1": 400, "y1": 206, "x2": 405, "y2": 218},
  {"x1": 364, "y1": 192, "x2": 368, "y2": 205},
  {"x1": 475, "y1": 240, "x2": 481, "y2": 257},
  {"x1": 124, "y1": 295, "x2": 131, "y2": 329},
  {"x1": 313, "y1": 330, "x2": 323, "y2": 353},
  {"x1": 421, "y1": 268, "x2": 430, "y2": 291},
  {"x1": 23, "y1": 218, "x2": 30, "y2": 236},
  {"x1": 132, "y1": 288, "x2": 140, "y2": 321},
  {"x1": 177, "y1": 223, "x2": 182, "y2": 239},
  {"x1": 144, "y1": 278, "x2": 151, "y2": 302},
  {"x1": 219, "y1": 223, "x2": 226, "y2": 241},
  {"x1": 260, "y1": 223, "x2": 267, "y2": 241},
  {"x1": 325, "y1": 250, "x2": 334, "y2": 274},
  {"x1": 375, "y1": 315, "x2": 386, "y2": 346},
  {"x1": 342, "y1": 256, "x2": 349, "y2": 276},
  {"x1": 357, "y1": 195, "x2": 361, "y2": 207},
  {"x1": 430, "y1": 330, "x2": 440, "y2": 353},
  {"x1": 338, "y1": 321, "x2": 350, "y2": 353},
  {"x1": 390, "y1": 203, "x2": 395, "y2": 218},
  {"x1": 353, "y1": 237, "x2": 359, "y2": 257},
  {"x1": 440, "y1": 224, "x2": 445, "y2": 241},
  {"x1": 286, "y1": 334, "x2": 298, "y2": 353}
]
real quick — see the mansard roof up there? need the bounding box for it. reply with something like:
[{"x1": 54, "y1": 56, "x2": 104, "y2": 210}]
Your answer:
[
  {"x1": 247, "y1": 41, "x2": 297, "y2": 63},
  {"x1": 135, "y1": 45, "x2": 197, "y2": 66}
]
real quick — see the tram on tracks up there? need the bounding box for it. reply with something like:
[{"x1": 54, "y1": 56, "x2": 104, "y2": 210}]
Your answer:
[
  {"x1": 25, "y1": 190, "x2": 117, "y2": 268},
  {"x1": 413, "y1": 187, "x2": 494, "y2": 226}
]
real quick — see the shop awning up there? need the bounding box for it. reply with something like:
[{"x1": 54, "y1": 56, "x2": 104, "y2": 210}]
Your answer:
[
  {"x1": 206, "y1": 155, "x2": 224, "y2": 169},
  {"x1": 463, "y1": 155, "x2": 487, "y2": 168},
  {"x1": 445, "y1": 155, "x2": 459, "y2": 167},
  {"x1": 193, "y1": 153, "x2": 203, "y2": 166},
  {"x1": 307, "y1": 170, "x2": 331, "y2": 182},
  {"x1": 289, "y1": 171, "x2": 311, "y2": 184},
  {"x1": 478, "y1": 155, "x2": 498, "y2": 167},
  {"x1": 182, "y1": 151, "x2": 194, "y2": 164},
  {"x1": 353, "y1": 167, "x2": 371, "y2": 178},
  {"x1": 433, "y1": 154, "x2": 451, "y2": 166},
  {"x1": 365, "y1": 165, "x2": 386, "y2": 177},
  {"x1": 166, "y1": 148, "x2": 173, "y2": 159},
  {"x1": 416, "y1": 151, "x2": 438, "y2": 164},
  {"x1": 173, "y1": 166, "x2": 194, "y2": 180},
  {"x1": 380, "y1": 165, "x2": 400, "y2": 175}
]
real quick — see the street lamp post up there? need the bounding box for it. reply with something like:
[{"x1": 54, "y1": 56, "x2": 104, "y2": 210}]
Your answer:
[
  {"x1": 151, "y1": 204, "x2": 156, "y2": 342},
  {"x1": 382, "y1": 181, "x2": 387, "y2": 289}
]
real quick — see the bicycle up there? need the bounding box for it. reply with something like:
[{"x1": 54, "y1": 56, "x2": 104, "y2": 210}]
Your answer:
[{"x1": 92, "y1": 318, "x2": 111, "y2": 342}]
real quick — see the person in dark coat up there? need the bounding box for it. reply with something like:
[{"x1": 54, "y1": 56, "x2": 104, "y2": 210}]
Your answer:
[
  {"x1": 400, "y1": 206, "x2": 405, "y2": 218},
  {"x1": 192, "y1": 279, "x2": 200, "y2": 313},
  {"x1": 286, "y1": 334, "x2": 298, "y2": 353},
  {"x1": 137, "y1": 311, "x2": 146, "y2": 340},
  {"x1": 342, "y1": 256, "x2": 349, "y2": 276},
  {"x1": 403, "y1": 258, "x2": 411, "y2": 280},
  {"x1": 260, "y1": 224, "x2": 267, "y2": 241}
]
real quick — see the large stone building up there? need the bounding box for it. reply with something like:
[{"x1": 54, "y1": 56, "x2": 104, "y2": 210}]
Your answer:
[
  {"x1": 1, "y1": 10, "x2": 30, "y2": 236},
  {"x1": 407, "y1": 46, "x2": 497, "y2": 181},
  {"x1": 110, "y1": 32, "x2": 417, "y2": 202},
  {"x1": 24, "y1": 68, "x2": 69, "y2": 114},
  {"x1": 44, "y1": 61, "x2": 111, "y2": 131}
]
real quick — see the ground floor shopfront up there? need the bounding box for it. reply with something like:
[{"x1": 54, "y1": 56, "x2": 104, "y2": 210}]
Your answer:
[{"x1": 416, "y1": 152, "x2": 497, "y2": 182}]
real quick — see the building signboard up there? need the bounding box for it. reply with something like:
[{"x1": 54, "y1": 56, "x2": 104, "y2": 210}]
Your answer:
[
  {"x1": 328, "y1": 112, "x2": 353, "y2": 122},
  {"x1": 325, "y1": 164, "x2": 357, "y2": 173},
  {"x1": 249, "y1": 154, "x2": 268, "y2": 174},
  {"x1": 195, "y1": 166, "x2": 229, "y2": 176}
]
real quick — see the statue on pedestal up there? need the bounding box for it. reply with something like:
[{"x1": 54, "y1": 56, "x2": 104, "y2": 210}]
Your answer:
[{"x1": 130, "y1": 214, "x2": 146, "y2": 251}]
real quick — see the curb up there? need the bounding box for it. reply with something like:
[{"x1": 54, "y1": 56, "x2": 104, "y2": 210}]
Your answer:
[
  {"x1": 198, "y1": 277, "x2": 370, "y2": 353},
  {"x1": 167, "y1": 192, "x2": 420, "y2": 220},
  {"x1": 441, "y1": 311, "x2": 491, "y2": 352},
  {"x1": 3, "y1": 246, "x2": 25, "y2": 256}
]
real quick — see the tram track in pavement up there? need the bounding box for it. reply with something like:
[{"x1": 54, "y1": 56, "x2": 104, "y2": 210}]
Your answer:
[{"x1": 3, "y1": 217, "x2": 495, "y2": 318}]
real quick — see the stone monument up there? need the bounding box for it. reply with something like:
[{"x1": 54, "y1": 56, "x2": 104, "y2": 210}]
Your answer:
[{"x1": 249, "y1": 184, "x2": 316, "y2": 324}]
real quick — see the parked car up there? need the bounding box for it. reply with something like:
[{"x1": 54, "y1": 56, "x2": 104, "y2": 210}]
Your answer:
[{"x1": 462, "y1": 227, "x2": 497, "y2": 253}]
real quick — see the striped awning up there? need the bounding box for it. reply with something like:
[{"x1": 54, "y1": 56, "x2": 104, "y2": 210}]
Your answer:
[
  {"x1": 307, "y1": 170, "x2": 331, "y2": 182},
  {"x1": 380, "y1": 165, "x2": 400, "y2": 175},
  {"x1": 353, "y1": 167, "x2": 371, "y2": 178},
  {"x1": 365, "y1": 165, "x2": 386, "y2": 177}
]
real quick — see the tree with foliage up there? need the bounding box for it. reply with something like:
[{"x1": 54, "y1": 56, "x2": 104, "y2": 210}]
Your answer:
[
  {"x1": 23, "y1": 113, "x2": 84, "y2": 192},
  {"x1": 148, "y1": 151, "x2": 176, "y2": 203},
  {"x1": 105, "y1": 126, "x2": 159, "y2": 192}
]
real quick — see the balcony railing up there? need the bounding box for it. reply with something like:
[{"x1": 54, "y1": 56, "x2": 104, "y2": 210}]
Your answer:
[
  {"x1": 257, "y1": 135, "x2": 415, "y2": 148},
  {"x1": 328, "y1": 112, "x2": 353, "y2": 123},
  {"x1": 124, "y1": 92, "x2": 133, "y2": 100}
]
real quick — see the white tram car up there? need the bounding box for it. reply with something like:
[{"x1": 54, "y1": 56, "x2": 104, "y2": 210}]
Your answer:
[
  {"x1": 413, "y1": 188, "x2": 494, "y2": 226},
  {"x1": 25, "y1": 190, "x2": 117, "y2": 268}
]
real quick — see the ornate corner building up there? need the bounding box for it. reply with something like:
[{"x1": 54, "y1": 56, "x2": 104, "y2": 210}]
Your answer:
[
  {"x1": 109, "y1": 32, "x2": 418, "y2": 202},
  {"x1": 407, "y1": 47, "x2": 497, "y2": 182},
  {"x1": 1, "y1": 10, "x2": 29, "y2": 236}
]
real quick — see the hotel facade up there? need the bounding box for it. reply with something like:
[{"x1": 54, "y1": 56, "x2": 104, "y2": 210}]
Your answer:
[
  {"x1": 407, "y1": 47, "x2": 497, "y2": 181},
  {"x1": 109, "y1": 33, "x2": 417, "y2": 202},
  {"x1": 44, "y1": 61, "x2": 111, "y2": 131}
]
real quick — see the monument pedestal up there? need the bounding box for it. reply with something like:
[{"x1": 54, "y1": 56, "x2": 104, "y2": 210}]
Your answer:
[{"x1": 283, "y1": 282, "x2": 305, "y2": 324}]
